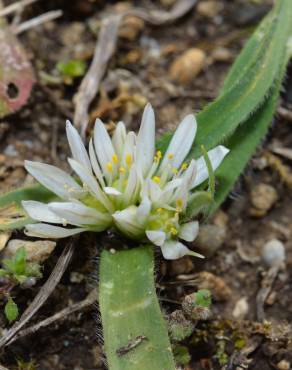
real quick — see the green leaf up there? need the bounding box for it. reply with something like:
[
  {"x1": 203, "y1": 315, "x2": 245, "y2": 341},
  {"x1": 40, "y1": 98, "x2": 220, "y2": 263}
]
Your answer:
[
  {"x1": 194, "y1": 289, "x2": 212, "y2": 308},
  {"x1": 173, "y1": 345, "x2": 191, "y2": 366},
  {"x1": 13, "y1": 247, "x2": 26, "y2": 275},
  {"x1": 57, "y1": 60, "x2": 86, "y2": 78},
  {"x1": 99, "y1": 245, "x2": 176, "y2": 370},
  {"x1": 5, "y1": 297, "x2": 19, "y2": 323},
  {"x1": 211, "y1": 49, "x2": 291, "y2": 213}
]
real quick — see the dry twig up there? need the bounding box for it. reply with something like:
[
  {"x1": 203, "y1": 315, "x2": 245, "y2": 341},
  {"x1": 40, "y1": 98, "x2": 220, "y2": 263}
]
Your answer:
[
  {"x1": 13, "y1": 9, "x2": 63, "y2": 34},
  {"x1": 8, "y1": 289, "x2": 97, "y2": 345},
  {"x1": 256, "y1": 266, "x2": 279, "y2": 322},
  {"x1": 0, "y1": 0, "x2": 39, "y2": 17}
]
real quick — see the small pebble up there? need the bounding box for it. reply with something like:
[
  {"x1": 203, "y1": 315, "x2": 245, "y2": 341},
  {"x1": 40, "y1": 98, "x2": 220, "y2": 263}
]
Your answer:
[
  {"x1": 211, "y1": 47, "x2": 233, "y2": 63},
  {"x1": 196, "y1": 271, "x2": 232, "y2": 302},
  {"x1": 3, "y1": 239, "x2": 56, "y2": 263},
  {"x1": 232, "y1": 297, "x2": 249, "y2": 319},
  {"x1": 195, "y1": 224, "x2": 226, "y2": 257},
  {"x1": 250, "y1": 183, "x2": 278, "y2": 217},
  {"x1": 70, "y1": 272, "x2": 85, "y2": 284},
  {"x1": 169, "y1": 48, "x2": 206, "y2": 84},
  {"x1": 168, "y1": 256, "x2": 194, "y2": 276},
  {"x1": 197, "y1": 1, "x2": 223, "y2": 18},
  {"x1": 262, "y1": 239, "x2": 285, "y2": 268},
  {"x1": 277, "y1": 360, "x2": 290, "y2": 370}
]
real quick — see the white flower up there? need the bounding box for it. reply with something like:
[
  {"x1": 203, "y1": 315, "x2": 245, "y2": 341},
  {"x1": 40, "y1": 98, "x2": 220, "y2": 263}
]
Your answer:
[{"x1": 22, "y1": 103, "x2": 229, "y2": 260}]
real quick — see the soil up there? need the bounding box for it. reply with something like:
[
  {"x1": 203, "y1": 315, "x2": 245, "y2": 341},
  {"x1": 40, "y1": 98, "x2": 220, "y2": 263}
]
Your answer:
[{"x1": 0, "y1": 0, "x2": 292, "y2": 369}]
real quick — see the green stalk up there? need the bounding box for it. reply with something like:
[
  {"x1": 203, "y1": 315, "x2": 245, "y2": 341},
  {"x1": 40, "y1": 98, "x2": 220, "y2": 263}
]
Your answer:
[{"x1": 99, "y1": 245, "x2": 175, "y2": 370}]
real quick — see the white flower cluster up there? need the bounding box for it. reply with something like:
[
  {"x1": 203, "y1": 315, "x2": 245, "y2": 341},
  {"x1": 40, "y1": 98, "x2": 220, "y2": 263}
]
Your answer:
[{"x1": 23, "y1": 104, "x2": 229, "y2": 259}]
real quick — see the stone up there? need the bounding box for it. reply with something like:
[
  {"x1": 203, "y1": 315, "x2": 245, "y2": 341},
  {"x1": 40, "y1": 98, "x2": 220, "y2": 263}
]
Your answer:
[
  {"x1": 232, "y1": 297, "x2": 249, "y2": 319},
  {"x1": 3, "y1": 239, "x2": 56, "y2": 263},
  {"x1": 262, "y1": 239, "x2": 285, "y2": 268},
  {"x1": 169, "y1": 48, "x2": 206, "y2": 84},
  {"x1": 195, "y1": 224, "x2": 226, "y2": 257},
  {"x1": 250, "y1": 183, "x2": 278, "y2": 217}
]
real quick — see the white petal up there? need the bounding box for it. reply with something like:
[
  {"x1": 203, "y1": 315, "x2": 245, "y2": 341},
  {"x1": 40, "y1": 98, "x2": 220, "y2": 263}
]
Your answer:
[
  {"x1": 160, "y1": 240, "x2": 204, "y2": 260},
  {"x1": 179, "y1": 221, "x2": 199, "y2": 242},
  {"x1": 22, "y1": 200, "x2": 63, "y2": 224},
  {"x1": 24, "y1": 161, "x2": 82, "y2": 200},
  {"x1": 136, "y1": 103, "x2": 155, "y2": 176},
  {"x1": 25, "y1": 223, "x2": 87, "y2": 238},
  {"x1": 66, "y1": 120, "x2": 91, "y2": 171},
  {"x1": 49, "y1": 202, "x2": 111, "y2": 229},
  {"x1": 124, "y1": 165, "x2": 139, "y2": 205},
  {"x1": 68, "y1": 158, "x2": 113, "y2": 212},
  {"x1": 112, "y1": 206, "x2": 144, "y2": 239},
  {"x1": 121, "y1": 131, "x2": 136, "y2": 167},
  {"x1": 137, "y1": 196, "x2": 151, "y2": 224},
  {"x1": 104, "y1": 187, "x2": 122, "y2": 196},
  {"x1": 94, "y1": 118, "x2": 116, "y2": 171},
  {"x1": 112, "y1": 121, "x2": 126, "y2": 158},
  {"x1": 146, "y1": 179, "x2": 162, "y2": 203},
  {"x1": 172, "y1": 160, "x2": 197, "y2": 209},
  {"x1": 89, "y1": 139, "x2": 105, "y2": 187},
  {"x1": 146, "y1": 230, "x2": 166, "y2": 247},
  {"x1": 192, "y1": 145, "x2": 229, "y2": 188},
  {"x1": 160, "y1": 114, "x2": 197, "y2": 172},
  {"x1": 158, "y1": 178, "x2": 183, "y2": 204}
]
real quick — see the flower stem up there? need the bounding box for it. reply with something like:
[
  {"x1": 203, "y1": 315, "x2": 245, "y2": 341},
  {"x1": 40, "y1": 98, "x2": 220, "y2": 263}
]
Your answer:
[{"x1": 99, "y1": 245, "x2": 175, "y2": 370}]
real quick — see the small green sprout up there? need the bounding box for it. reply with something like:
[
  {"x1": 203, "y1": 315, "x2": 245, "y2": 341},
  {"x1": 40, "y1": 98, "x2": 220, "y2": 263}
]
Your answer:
[
  {"x1": 16, "y1": 358, "x2": 38, "y2": 370},
  {"x1": 182, "y1": 289, "x2": 212, "y2": 321},
  {"x1": 194, "y1": 289, "x2": 212, "y2": 308},
  {"x1": 173, "y1": 345, "x2": 191, "y2": 366},
  {"x1": 56, "y1": 59, "x2": 86, "y2": 81},
  {"x1": 4, "y1": 296, "x2": 19, "y2": 323},
  {"x1": 0, "y1": 246, "x2": 42, "y2": 284}
]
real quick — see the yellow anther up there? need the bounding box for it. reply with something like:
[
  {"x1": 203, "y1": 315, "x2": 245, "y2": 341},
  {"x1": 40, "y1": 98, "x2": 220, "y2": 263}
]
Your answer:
[
  {"x1": 168, "y1": 153, "x2": 174, "y2": 159},
  {"x1": 119, "y1": 166, "x2": 126, "y2": 173},
  {"x1": 152, "y1": 176, "x2": 161, "y2": 184},
  {"x1": 172, "y1": 167, "x2": 178, "y2": 175},
  {"x1": 112, "y1": 154, "x2": 118, "y2": 164},
  {"x1": 156, "y1": 150, "x2": 162, "y2": 159},
  {"x1": 125, "y1": 154, "x2": 132, "y2": 166},
  {"x1": 156, "y1": 208, "x2": 163, "y2": 213},
  {"x1": 181, "y1": 162, "x2": 188, "y2": 170},
  {"x1": 176, "y1": 198, "x2": 183, "y2": 211},
  {"x1": 170, "y1": 227, "x2": 178, "y2": 236},
  {"x1": 106, "y1": 162, "x2": 113, "y2": 172}
]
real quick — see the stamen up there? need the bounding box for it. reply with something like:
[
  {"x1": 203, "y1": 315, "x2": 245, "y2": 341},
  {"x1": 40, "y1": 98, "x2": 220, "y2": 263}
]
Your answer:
[
  {"x1": 176, "y1": 198, "x2": 183, "y2": 211},
  {"x1": 107, "y1": 162, "x2": 113, "y2": 172},
  {"x1": 119, "y1": 166, "x2": 126, "y2": 173},
  {"x1": 168, "y1": 153, "x2": 174, "y2": 159},
  {"x1": 181, "y1": 162, "x2": 188, "y2": 171},
  {"x1": 152, "y1": 176, "x2": 161, "y2": 184},
  {"x1": 156, "y1": 150, "x2": 162, "y2": 159},
  {"x1": 172, "y1": 167, "x2": 178, "y2": 175},
  {"x1": 170, "y1": 227, "x2": 178, "y2": 236},
  {"x1": 156, "y1": 208, "x2": 163, "y2": 213},
  {"x1": 112, "y1": 154, "x2": 118, "y2": 164},
  {"x1": 125, "y1": 154, "x2": 132, "y2": 166},
  {"x1": 62, "y1": 218, "x2": 68, "y2": 227}
]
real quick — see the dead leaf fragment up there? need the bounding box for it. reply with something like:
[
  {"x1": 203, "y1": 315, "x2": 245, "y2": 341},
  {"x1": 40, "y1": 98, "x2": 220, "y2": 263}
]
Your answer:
[
  {"x1": 0, "y1": 19, "x2": 34, "y2": 117},
  {"x1": 0, "y1": 231, "x2": 10, "y2": 251}
]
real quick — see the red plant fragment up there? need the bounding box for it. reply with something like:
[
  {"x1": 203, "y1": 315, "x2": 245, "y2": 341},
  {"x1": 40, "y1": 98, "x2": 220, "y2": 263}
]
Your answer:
[{"x1": 0, "y1": 20, "x2": 34, "y2": 117}]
